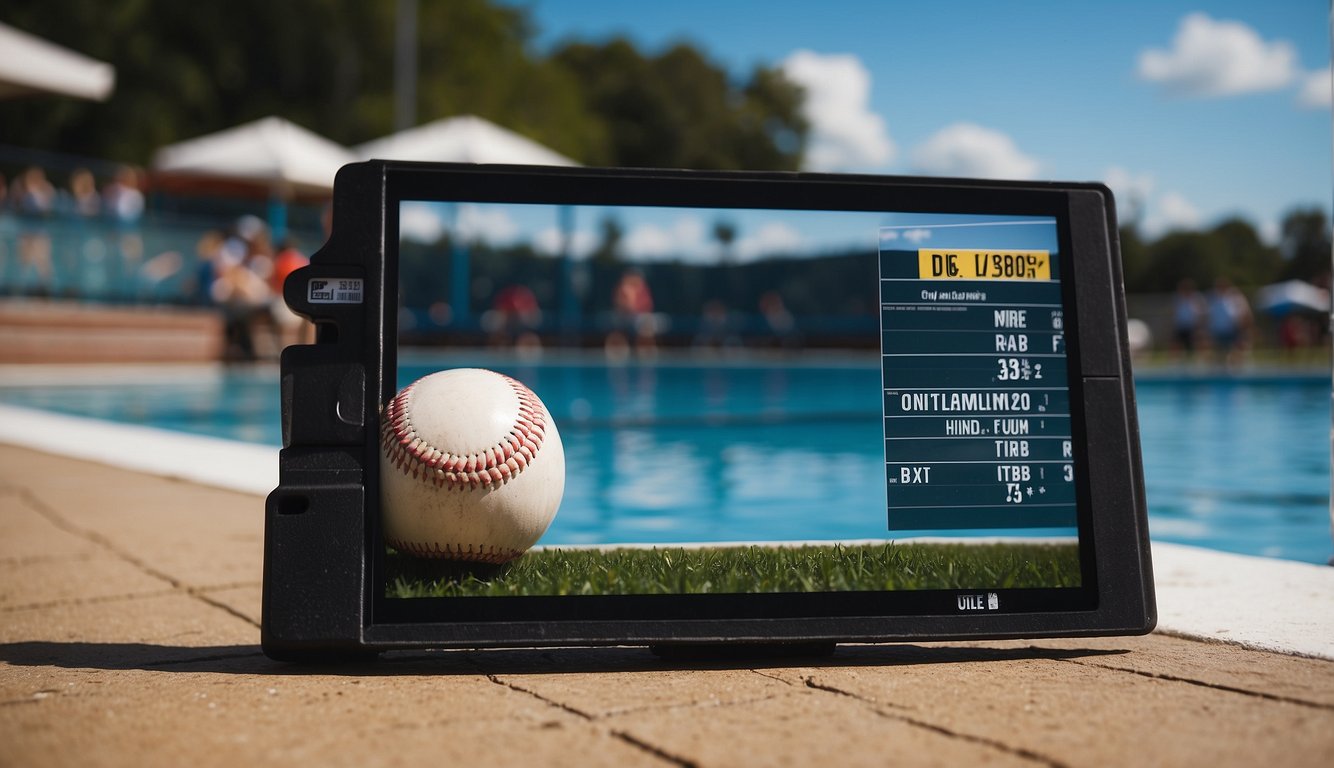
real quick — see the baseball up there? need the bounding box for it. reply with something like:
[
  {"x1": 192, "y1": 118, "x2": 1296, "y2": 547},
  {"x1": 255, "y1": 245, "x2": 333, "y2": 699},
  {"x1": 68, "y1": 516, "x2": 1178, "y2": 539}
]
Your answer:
[{"x1": 379, "y1": 368, "x2": 564, "y2": 563}]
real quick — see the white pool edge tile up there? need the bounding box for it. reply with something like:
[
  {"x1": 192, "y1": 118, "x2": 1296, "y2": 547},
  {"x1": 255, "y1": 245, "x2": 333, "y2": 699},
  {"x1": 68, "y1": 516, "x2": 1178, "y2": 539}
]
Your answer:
[
  {"x1": 0, "y1": 403, "x2": 277, "y2": 497},
  {"x1": 1150, "y1": 540, "x2": 1334, "y2": 660},
  {"x1": 1, "y1": 402, "x2": 1330, "y2": 660}
]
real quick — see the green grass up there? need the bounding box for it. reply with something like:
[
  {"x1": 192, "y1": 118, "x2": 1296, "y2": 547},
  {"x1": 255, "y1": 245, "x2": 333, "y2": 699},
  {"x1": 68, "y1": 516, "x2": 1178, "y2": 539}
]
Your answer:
[{"x1": 386, "y1": 542, "x2": 1081, "y2": 598}]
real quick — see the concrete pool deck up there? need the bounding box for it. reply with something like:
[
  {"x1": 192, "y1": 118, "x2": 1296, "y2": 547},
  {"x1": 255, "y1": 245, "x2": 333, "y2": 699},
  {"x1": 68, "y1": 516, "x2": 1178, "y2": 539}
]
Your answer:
[{"x1": 2, "y1": 441, "x2": 1333, "y2": 765}]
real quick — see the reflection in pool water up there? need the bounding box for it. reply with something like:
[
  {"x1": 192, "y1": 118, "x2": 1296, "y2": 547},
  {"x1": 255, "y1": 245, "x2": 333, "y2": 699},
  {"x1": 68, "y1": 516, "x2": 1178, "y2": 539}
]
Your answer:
[{"x1": 0, "y1": 357, "x2": 1329, "y2": 563}]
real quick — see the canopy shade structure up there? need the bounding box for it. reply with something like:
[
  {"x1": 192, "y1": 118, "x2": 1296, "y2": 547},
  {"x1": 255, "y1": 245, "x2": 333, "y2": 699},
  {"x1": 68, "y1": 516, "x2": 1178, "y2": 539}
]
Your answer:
[
  {"x1": 354, "y1": 115, "x2": 578, "y2": 166},
  {"x1": 152, "y1": 116, "x2": 356, "y2": 197},
  {"x1": 0, "y1": 22, "x2": 114, "y2": 101},
  {"x1": 1255, "y1": 279, "x2": 1332, "y2": 316}
]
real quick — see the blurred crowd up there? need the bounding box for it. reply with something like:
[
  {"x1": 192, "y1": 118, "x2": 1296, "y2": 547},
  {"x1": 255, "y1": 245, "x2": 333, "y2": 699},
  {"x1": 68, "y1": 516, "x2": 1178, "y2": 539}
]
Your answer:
[
  {"x1": 1, "y1": 165, "x2": 146, "y2": 299},
  {"x1": 0, "y1": 164, "x2": 314, "y2": 361},
  {"x1": 196, "y1": 214, "x2": 313, "y2": 361}
]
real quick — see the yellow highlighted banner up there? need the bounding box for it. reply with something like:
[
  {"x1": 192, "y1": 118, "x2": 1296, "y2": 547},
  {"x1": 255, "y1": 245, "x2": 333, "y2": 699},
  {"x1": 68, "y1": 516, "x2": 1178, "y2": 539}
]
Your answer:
[{"x1": 917, "y1": 249, "x2": 1051, "y2": 280}]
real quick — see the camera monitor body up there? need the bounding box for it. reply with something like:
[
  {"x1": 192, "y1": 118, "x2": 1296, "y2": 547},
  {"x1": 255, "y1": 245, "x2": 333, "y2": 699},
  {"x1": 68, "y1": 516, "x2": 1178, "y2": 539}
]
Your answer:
[{"x1": 263, "y1": 162, "x2": 1154, "y2": 661}]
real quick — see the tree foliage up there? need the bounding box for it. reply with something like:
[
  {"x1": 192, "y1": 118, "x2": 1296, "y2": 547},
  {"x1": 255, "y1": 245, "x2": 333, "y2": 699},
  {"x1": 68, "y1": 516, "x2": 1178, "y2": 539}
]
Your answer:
[
  {"x1": 0, "y1": 0, "x2": 803, "y2": 171},
  {"x1": 1123, "y1": 216, "x2": 1326, "y2": 293},
  {"x1": 551, "y1": 39, "x2": 806, "y2": 169}
]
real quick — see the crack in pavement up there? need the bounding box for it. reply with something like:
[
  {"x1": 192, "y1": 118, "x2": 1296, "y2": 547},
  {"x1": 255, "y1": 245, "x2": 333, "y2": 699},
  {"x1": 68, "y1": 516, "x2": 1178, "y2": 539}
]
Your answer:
[
  {"x1": 804, "y1": 677, "x2": 1069, "y2": 768},
  {"x1": 1, "y1": 587, "x2": 178, "y2": 613},
  {"x1": 483, "y1": 674, "x2": 696, "y2": 766},
  {"x1": 1058, "y1": 656, "x2": 1334, "y2": 711},
  {"x1": 16, "y1": 488, "x2": 261, "y2": 629}
]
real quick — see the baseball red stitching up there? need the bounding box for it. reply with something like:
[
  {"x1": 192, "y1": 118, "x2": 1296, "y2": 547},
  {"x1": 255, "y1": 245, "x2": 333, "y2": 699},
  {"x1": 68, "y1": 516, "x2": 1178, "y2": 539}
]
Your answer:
[
  {"x1": 386, "y1": 538, "x2": 523, "y2": 564},
  {"x1": 381, "y1": 373, "x2": 547, "y2": 491}
]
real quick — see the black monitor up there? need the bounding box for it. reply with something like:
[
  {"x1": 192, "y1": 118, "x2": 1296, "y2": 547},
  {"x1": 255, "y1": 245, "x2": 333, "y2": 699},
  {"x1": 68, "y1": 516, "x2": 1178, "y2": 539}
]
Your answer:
[{"x1": 263, "y1": 162, "x2": 1154, "y2": 660}]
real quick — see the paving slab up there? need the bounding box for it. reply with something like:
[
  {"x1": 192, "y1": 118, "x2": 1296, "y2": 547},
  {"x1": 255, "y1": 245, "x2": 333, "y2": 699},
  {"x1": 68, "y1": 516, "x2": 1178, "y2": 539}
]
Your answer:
[
  {"x1": 0, "y1": 443, "x2": 264, "y2": 590},
  {"x1": 2, "y1": 444, "x2": 1333, "y2": 767}
]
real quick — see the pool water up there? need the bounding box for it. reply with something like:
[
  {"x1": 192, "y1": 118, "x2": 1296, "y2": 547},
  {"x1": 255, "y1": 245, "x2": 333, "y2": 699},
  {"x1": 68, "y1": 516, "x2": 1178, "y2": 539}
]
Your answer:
[{"x1": 1, "y1": 357, "x2": 1329, "y2": 563}]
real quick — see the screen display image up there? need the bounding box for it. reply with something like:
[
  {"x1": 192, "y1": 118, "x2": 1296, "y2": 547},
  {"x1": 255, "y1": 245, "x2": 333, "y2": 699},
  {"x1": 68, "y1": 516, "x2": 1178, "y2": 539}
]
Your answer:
[{"x1": 383, "y1": 200, "x2": 1085, "y2": 603}]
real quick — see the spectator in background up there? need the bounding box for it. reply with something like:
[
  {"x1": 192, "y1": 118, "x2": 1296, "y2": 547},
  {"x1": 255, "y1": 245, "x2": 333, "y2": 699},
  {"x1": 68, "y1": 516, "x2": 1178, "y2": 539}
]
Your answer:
[
  {"x1": 54, "y1": 168, "x2": 102, "y2": 298},
  {"x1": 11, "y1": 166, "x2": 55, "y2": 296},
  {"x1": 101, "y1": 166, "x2": 144, "y2": 223},
  {"x1": 63, "y1": 169, "x2": 100, "y2": 218},
  {"x1": 269, "y1": 237, "x2": 312, "y2": 347},
  {"x1": 606, "y1": 268, "x2": 656, "y2": 360},
  {"x1": 1171, "y1": 278, "x2": 1204, "y2": 358},
  {"x1": 484, "y1": 283, "x2": 543, "y2": 354},
  {"x1": 187, "y1": 230, "x2": 227, "y2": 305},
  {"x1": 693, "y1": 300, "x2": 738, "y2": 352},
  {"x1": 63, "y1": 169, "x2": 101, "y2": 218},
  {"x1": 759, "y1": 290, "x2": 798, "y2": 350},
  {"x1": 211, "y1": 218, "x2": 274, "y2": 361},
  {"x1": 102, "y1": 166, "x2": 145, "y2": 298},
  {"x1": 1207, "y1": 277, "x2": 1252, "y2": 368}
]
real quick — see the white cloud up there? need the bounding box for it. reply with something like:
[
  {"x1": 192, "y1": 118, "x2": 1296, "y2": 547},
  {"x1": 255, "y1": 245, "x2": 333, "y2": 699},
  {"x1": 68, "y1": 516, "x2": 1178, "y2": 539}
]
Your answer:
[
  {"x1": 533, "y1": 226, "x2": 598, "y2": 258},
  {"x1": 910, "y1": 123, "x2": 1039, "y2": 180},
  {"x1": 1103, "y1": 167, "x2": 1155, "y2": 207},
  {"x1": 1143, "y1": 191, "x2": 1201, "y2": 237},
  {"x1": 1259, "y1": 218, "x2": 1281, "y2": 246},
  {"x1": 781, "y1": 50, "x2": 895, "y2": 171},
  {"x1": 1103, "y1": 166, "x2": 1156, "y2": 220},
  {"x1": 399, "y1": 202, "x2": 444, "y2": 243},
  {"x1": 1137, "y1": 13, "x2": 1299, "y2": 97},
  {"x1": 623, "y1": 216, "x2": 707, "y2": 261},
  {"x1": 1298, "y1": 65, "x2": 1332, "y2": 109},
  {"x1": 455, "y1": 204, "x2": 519, "y2": 244},
  {"x1": 735, "y1": 222, "x2": 804, "y2": 260}
]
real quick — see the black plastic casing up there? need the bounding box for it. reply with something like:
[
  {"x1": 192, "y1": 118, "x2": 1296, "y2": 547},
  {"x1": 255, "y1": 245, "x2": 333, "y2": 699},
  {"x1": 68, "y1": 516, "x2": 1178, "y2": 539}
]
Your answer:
[{"x1": 262, "y1": 162, "x2": 1155, "y2": 661}]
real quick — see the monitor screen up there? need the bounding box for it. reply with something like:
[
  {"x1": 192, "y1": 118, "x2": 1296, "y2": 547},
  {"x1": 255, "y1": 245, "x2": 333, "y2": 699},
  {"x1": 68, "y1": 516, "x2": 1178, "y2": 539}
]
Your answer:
[{"x1": 381, "y1": 198, "x2": 1088, "y2": 612}]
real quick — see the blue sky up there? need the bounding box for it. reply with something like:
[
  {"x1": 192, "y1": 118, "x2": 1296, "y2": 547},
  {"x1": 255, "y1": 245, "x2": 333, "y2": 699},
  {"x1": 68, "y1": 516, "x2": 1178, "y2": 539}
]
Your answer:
[
  {"x1": 521, "y1": 0, "x2": 1331, "y2": 242},
  {"x1": 399, "y1": 202, "x2": 1057, "y2": 265}
]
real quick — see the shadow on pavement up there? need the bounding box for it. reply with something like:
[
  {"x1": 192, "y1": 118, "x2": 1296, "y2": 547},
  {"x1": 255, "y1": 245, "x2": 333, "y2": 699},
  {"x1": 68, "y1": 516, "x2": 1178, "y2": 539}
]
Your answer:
[{"x1": 0, "y1": 640, "x2": 1129, "y2": 676}]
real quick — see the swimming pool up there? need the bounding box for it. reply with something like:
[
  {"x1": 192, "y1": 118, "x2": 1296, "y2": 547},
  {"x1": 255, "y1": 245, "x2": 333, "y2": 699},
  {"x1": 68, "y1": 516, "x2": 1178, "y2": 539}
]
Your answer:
[{"x1": 1, "y1": 355, "x2": 1329, "y2": 563}]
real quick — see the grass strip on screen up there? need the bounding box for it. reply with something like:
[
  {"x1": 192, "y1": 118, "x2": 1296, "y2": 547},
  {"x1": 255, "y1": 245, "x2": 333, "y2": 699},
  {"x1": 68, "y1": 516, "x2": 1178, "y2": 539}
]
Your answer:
[{"x1": 387, "y1": 542, "x2": 1080, "y2": 598}]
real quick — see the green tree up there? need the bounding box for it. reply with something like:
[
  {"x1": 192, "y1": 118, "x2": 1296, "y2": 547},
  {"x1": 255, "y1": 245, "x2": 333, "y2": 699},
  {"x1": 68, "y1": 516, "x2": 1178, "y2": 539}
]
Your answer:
[
  {"x1": 1208, "y1": 217, "x2": 1281, "y2": 289},
  {"x1": 1135, "y1": 218, "x2": 1281, "y2": 293},
  {"x1": 552, "y1": 39, "x2": 806, "y2": 170},
  {"x1": 1278, "y1": 208, "x2": 1332, "y2": 282}
]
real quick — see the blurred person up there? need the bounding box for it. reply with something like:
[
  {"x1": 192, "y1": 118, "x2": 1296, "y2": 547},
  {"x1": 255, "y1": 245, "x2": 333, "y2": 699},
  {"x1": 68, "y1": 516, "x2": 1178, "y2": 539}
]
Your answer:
[
  {"x1": 11, "y1": 166, "x2": 55, "y2": 297},
  {"x1": 693, "y1": 299, "x2": 738, "y2": 352},
  {"x1": 1277, "y1": 314, "x2": 1313, "y2": 352},
  {"x1": 606, "y1": 268, "x2": 656, "y2": 360},
  {"x1": 211, "y1": 246, "x2": 273, "y2": 362},
  {"x1": 483, "y1": 283, "x2": 543, "y2": 352},
  {"x1": 62, "y1": 168, "x2": 101, "y2": 218},
  {"x1": 101, "y1": 166, "x2": 144, "y2": 223},
  {"x1": 1170, "y1": 278, "x2": 1204, "y2": 358},
  {"x1": 183, "y1": 231, "x2": 227, "y2": 305},
  {"x1": 102, "y1": 166, "x2": 145, "y2": 298},
  {"x1": 1207, "y1": 277, "x2": 1252, "y2": 368},
  {"x1": 759, "y1": 290, "x2": 798, "y2": 350},
  {"x1": 269, "y1": 236, "x2": 313, "y2": 347},
  {"x1": 55, "y1": 168, "x2": 102, "y2": 298}
]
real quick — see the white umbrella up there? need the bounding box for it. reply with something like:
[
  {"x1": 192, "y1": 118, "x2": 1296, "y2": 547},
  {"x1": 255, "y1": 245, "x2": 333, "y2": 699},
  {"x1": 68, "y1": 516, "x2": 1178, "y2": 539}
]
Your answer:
[
  {"x1": 0, "y1": 22, "x2": 114, "y2": 101},
  {"x1": 152, "y1": 116, "x2": 356, "y2": 195},
  {"x1": 354, "y1": 115, "x2": 578, "y2": 166},
  {"x1": 1255, "y1": 280, "x2": 1331, "y2": 316}
]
